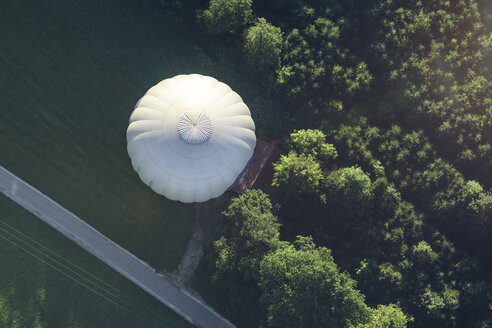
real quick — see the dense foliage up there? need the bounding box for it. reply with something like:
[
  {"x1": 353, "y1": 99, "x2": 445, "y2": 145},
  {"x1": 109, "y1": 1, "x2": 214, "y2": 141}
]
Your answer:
[
  {"x1": 161, "y1": 0, "x2": 492, "y2": 327},
  {"x1": 259, "y1": 236, "x2": 371, "y2": 328},
  {"x1": 243, "y1": 18, "x2": 283, "y2": 70},
  {"x1": 198, "y1": 0, "x2": 253, "y2": 34},
  {"x1": 274, "y1": 129, "x2": 491, "y2": 328},
  {"x1": 210, "y1": 190, "x2": 407, "y2": 327}
]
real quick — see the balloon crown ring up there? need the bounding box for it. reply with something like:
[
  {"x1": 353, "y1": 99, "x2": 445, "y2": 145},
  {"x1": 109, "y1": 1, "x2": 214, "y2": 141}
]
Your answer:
[{"x1": 177, "y1": 110, "x2": 213, "y2": 144}]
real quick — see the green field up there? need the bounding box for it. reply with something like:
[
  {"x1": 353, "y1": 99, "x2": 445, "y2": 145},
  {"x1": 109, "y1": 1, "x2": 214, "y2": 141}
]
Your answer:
[
  {"x1": 0, "y1": 195, "x2": 193, "y2": 328},
  {"x1": 0, "y1": 0, "x2": 286, "y2": 325},
  {"x1": 0, "y1": 0, "x2": 204, "y2": 271}
]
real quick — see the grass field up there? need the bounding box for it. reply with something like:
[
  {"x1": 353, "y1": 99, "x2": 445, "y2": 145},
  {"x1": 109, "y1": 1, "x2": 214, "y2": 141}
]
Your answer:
[
  {"x1": 0, "y1": 0, "x2": 204, "y2": 271},
  {"x1": 0, "y1": 0, "x2": 288, "y2": 325},
  {"x1": 0, "y1": 195, "x2": 193, "y2": 328}
]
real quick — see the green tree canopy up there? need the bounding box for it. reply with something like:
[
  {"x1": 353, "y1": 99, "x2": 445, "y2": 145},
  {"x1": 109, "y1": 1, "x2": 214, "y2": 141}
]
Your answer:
[
  {"x1": 212, "y1": 190, "x2": 282, "y2": 320},
  {"x1": 272, "y1": 152, "x2": 323, "y2": 197},
  {"x1": 215, "y1": 189, "x2": 281, "y2": 279},
  {"x1": 191, "y1": 0, "x2": 492, "y2": 326},
  {"x1": 324, "y1": 166, "x2": 373, "y2": 209},
  {"x1": 259, "y1": 236, "x2": 371, "y2": 328},
  {"x1": 199, "y1": 0, "x2": 253, "y2": 34},
  {"x1": 357, "y1": 304, "x2": 408, "y2": 328},
  {"x1": 288, "y1": 129, "x2": 338, "y2": 164},
  {"x1": 243, "y1": 18, "x2": 283, "y2": 69},
  {"x1": 278, "y1": 16, "x2": 372, "y2": 118}
]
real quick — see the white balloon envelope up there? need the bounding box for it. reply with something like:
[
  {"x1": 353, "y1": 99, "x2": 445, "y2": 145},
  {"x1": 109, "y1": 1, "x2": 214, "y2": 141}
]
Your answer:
[{"x1": 127, "y1": 74, "x2": 256, "y2": 203}]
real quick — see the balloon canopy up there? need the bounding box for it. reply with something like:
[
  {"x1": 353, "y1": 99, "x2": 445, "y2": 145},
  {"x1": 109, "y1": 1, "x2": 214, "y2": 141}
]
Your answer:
[{"x1": 127, "y1": 74, "x2": 256, "y2": 203}]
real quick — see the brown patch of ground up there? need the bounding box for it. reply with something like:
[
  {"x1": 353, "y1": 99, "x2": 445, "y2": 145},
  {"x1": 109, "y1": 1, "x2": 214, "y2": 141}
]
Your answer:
[{"x1": 233, "y1": 139, "x2": 283, "y2": 202}]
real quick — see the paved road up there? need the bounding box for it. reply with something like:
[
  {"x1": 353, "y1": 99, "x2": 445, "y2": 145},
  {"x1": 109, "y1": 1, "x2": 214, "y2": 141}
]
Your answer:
[{"x1": 0, "y1": 165, "x2": 234, "y2": 328}]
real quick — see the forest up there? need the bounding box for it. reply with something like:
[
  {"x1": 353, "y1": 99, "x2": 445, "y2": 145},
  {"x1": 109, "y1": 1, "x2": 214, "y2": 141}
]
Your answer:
[{"x1": 161, "y1": 0, "x2": 491, "y2": 327}]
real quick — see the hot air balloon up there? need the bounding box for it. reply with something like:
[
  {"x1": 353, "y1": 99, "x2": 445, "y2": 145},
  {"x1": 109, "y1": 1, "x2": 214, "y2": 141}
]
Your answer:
[{"x1": 127, "y1": 74, "x2": 256, "y2": 203}]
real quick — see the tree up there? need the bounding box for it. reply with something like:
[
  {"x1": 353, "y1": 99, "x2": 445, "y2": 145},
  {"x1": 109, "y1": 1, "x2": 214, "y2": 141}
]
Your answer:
[
  {"x1": 357, "y1": 304, "x2": 408, "y2": 328},
  {"x1": 278, "y1": 17, "x2": 372, "y2": 118},
  {"x1": 212, "y1": 190, "x2": 282, "y2": 319},
  {"x1": 199, "y1": 0, "x2": 252, "y2": 34},
  {"x1": 411, "y1": 241, "x2": 439, "y2": 266},
  {"x1": 324, "y1": 166, "x2": 373, "y2": 214},
  {"x1": 215, "y1": 189, "x2": 281, "y2": 278},
  {"x1": 259, "y1": 236, "x2": 371, "y2": 328},
  {"x1": 330, "y1": 118, "x2": 384, "y2": 178},
  {"x1": 243, "y1": 18, "x2": 283, "y2": 69},
  {"x1": 371, "y1": 177, "x2": 401, "y2": 218},
  {"x1": 288, "y1": 129, "x2": 338, "y2": 164},
  {"x1": 272, "y1": 152, "x2": 323, "y2": 197}
]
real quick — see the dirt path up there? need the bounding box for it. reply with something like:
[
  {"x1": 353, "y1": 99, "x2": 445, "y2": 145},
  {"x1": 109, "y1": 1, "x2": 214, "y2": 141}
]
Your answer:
[{"x1": 171, "y1": 198, "x2": 227, "y2": 286}]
